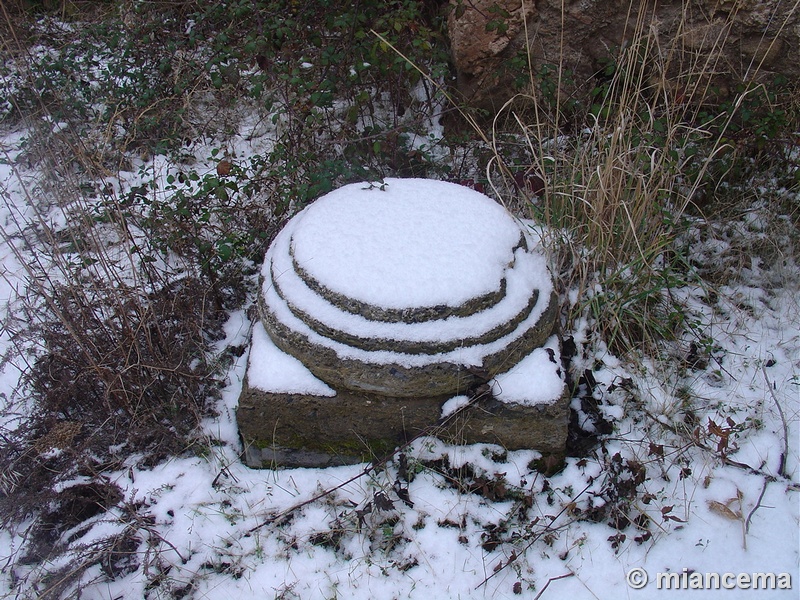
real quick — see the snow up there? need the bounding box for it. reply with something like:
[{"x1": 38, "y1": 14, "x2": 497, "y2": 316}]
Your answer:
[
  {"x1": 0, "y1": 131, "x2": 36, "y2": 430},
  {"x1": 247, "y1": 321, "x2": 336, "y2": 396},
  {"x1": 440, "y1": 395, "x2": 471, "y2": 419},
  {"x1": 269, "y1": 225, "x2": 550, "y2": 345},
  {"x1": 492, "y1": 335, "x2": 565, "y2": 406},
  {"x1": 260, "y1": 183, "x2": 555, "y2": 369},
  {"x1": 2, "y1": 231, "x2": 798, "y2": 599},
  {"x1": 1, "y1": 95, "x2": 798, "y2": 600},
  {"x1": 262, "y1": 273, "x2": 553, "y2": 368},
  {"x1": 256, "y1": 177, "x2": 560, "y2": 404},
  {"x1": 417, "y1": 328, "x2": 568, "y2": 427},
  {"x1": 288, "y1": 178, "x2": 524, "y2": 309}
]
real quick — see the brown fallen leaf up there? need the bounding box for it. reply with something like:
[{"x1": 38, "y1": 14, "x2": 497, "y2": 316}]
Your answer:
[
  {"x1": 216, "y1": 159, "x2": 232, "y2": 176},
  {"x1": 707, "y1": 499, "x2": 741, "y2": 520}
]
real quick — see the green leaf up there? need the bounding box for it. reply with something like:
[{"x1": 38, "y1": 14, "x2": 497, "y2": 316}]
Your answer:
[{"x1": 217, "y1": 243, "x2": 233, "y2": 261}]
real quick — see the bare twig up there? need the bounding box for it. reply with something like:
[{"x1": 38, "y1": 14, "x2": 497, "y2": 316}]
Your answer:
[
  {"x1": 476, "y1": 481, "x2": 592, "y2": 589},
  {"x1": 744, "y1": 477, "x2": 771, "y2": 535},
  {"x1": 761, "y1": 364, "x2": 789, "y2": 479},
  {"x1": 248, "y1": 389, "x2": 489, "y2": 532},
  {"x1": 248, "y1": 459, "x2": 384, "y2": 532},
  {"x1": 642, "y1": 408, "x2": 784, "y2": 481},
  {"x1": 532, "y1": 572, "x2": 576, "y2": 600}
]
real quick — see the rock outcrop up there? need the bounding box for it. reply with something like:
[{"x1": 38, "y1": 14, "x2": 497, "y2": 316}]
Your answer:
[{"x1": 446, "y1": 0, "x2": 799, "y2": 111}]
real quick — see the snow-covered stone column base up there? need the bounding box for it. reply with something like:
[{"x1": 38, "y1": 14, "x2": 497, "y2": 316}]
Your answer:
[{"x1": 237, "y1": 179, "x2": 569, "y2": 468}]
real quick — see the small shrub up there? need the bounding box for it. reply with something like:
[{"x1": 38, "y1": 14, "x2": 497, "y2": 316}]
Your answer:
[{"x1": 0, "y1": 275, "x2": 219, "y2": 523}]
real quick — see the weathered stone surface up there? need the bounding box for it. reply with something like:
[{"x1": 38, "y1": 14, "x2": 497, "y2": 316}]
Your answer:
[
  {"x1": 273, "y1": 237, "x2": 536, "y2": 354},
  {"x1": 271, "y1": 283, "x2": 539, "y2": 355},
  {"x1": 239, "y1": 383, "x2": 452, "y2": 467},
  {"x1": 441, "y1": 390, "x2": 570, "y2": 454},
  {"x1": 289, "y1": 237, "x2": 524, "y2": 323},
  {"x1": 446, "y1": 0, "x2": 799, "y2": 111},
  {"x1": 259, "y1": 288, "x2": 559, "y2": 397},
  {"x1": 259, "y1": 179, "x2": 558, "y2": 397},
  {"x1": 238, "y1": 371, "x2": 570, "y2": 469}
]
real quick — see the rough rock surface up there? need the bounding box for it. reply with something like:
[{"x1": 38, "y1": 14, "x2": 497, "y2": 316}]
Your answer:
[
  {"x1": 446, "y1": 0, "x2": 799, "y2": 111},
  {"x1": 259, "y1": 288, "x2": 559, "y2": 397}
]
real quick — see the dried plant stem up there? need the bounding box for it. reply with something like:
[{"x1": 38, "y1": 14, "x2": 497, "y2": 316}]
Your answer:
[
  {"x1": 532, "y1": 572, "x2": 578, "y2": 600},
  {"x1": 476, "y1": 481, "x2": 592, "y2": 589},
  {"x1": 248, "y1": 389, "x2": 489, "y2": 532},
  {"x1": 744, "y1": 478, "x2": 771, "y2": 535},
  {"x1": 761, "y1": 364, "x2": 789, "y2": 479}
]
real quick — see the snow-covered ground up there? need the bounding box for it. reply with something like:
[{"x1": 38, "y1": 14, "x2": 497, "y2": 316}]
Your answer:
[{"x1": 0, "y1": 118, "x2": 798, "y2": 600}]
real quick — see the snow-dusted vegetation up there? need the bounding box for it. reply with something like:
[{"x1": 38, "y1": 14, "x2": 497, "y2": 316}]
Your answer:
[{"x1": 0, "y1": 2, "x2": 797, "y2": 598}]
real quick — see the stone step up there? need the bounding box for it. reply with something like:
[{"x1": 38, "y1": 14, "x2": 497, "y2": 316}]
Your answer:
[
  {"x1": 259, "y1": 178, "x2": 558, "y2": 396},
  {"x1": 289, "y1": 239, "x2": 520, "y2": 323},
  {"x1": 266, "y1": 245, "x2": 548, "y2": 354},
  {"x1": 260, "y1": 283, "x2": 559, "y2": 397}
]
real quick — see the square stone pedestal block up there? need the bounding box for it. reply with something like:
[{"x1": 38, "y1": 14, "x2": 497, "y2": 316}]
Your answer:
[
  {"x1": 237, "y1": 323, "x2": 569, "y2": 468},
  {"x1": 239, "y1": 384, "x2": 570, "y2": 468}
]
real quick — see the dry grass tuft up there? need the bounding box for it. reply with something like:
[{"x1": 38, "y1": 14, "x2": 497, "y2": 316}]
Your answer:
[{"x1": 473, "y1": 6, "x2": 799, "y2": 356}]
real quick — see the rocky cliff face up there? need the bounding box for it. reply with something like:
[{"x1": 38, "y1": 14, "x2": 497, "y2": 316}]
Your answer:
[{"x1": 446, "y1": 0, "x2": 798, "y2": 111}]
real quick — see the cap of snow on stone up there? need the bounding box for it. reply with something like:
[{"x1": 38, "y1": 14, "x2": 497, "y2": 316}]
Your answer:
[
  {"x1": 258, "y1": 177, "x2": 558, "y2": 397},
  {"x1": 289, "y1": 178, "x2": 523, "y2": 310}
]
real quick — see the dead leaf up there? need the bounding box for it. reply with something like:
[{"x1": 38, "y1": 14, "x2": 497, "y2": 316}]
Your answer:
[
  {"x1": 216, "y1": 160, "x2": 232, "y2": 176},
  {"x1": 707, "y1": 500, "x2": 741, "y2": 520}
]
